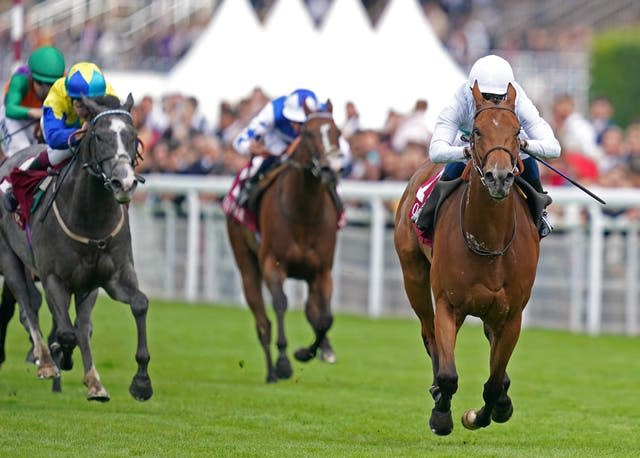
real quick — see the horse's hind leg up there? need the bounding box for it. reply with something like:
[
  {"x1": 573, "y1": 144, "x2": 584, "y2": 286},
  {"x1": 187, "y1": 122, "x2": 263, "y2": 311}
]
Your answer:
[
  {"x1": 462, "y1": 313, "x2": 522, "y2": 430},
  {"x1": 262, "y1": 261, "x2": 292, "y2": 380},
  {"x1": 295, "y1": 270, "x2": 334, "y2": 364},
  {"x1": 74, "y1": 290, "x2": 109, "y2": 401},
  {"x1": 396, "y1": 250, "x2": 447, "y2": 434},
  {"x1": 0, "y1": 282, "x2": 16, "y2": 365}
]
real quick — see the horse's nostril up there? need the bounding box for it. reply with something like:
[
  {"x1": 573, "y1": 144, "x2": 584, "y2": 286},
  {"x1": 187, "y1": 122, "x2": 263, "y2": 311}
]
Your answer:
[{"x1": 111, "y1": 179, "x2": 123, "y2": 190}]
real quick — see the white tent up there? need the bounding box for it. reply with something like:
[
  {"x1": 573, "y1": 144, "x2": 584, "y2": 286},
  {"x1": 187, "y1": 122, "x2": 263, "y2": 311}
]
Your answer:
[{"x1": 108, "y1": 0, "x2": 465, "y2": 130}]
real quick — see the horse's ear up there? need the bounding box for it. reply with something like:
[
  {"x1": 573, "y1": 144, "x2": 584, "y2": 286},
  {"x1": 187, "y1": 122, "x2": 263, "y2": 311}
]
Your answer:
[
  {"x1": 123, "y1": 93, "x2": 135, "y2": 112},
  {"x1": 325, "y1": 99, "x2": 333, "y2": 114},
  {"x1": 505, "y1": 83, "x2": 516, "y2": 109},
  {"x1": 471, "y1": 80, "x2": 484, "y2": 107},
  {"x1": 81, "y1": 95, "x2": 102, "y2": 118}
]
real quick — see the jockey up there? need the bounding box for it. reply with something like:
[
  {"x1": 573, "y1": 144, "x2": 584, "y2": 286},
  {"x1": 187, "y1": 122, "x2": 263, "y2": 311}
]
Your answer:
[
  {"x1": 0, "y1": 46, "x2": 65, "y2": 156},
  {"x1": 3, "y1": 62, "x2": 118, "y2": 212},
  {"x1": 233, "y1": 88, "x2": 350, "y2": 207},
  {"x1": 420, "y1": 54, "x2": 561, "y2": 238}
]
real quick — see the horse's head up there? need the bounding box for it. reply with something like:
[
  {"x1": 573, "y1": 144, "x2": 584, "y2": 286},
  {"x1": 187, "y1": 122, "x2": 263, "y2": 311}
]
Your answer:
[
  {"x1": 470, "y1": 81, "x2": 521, "y2": 200},
  {"x1": 294, "y1": 99, "x2": 342, "y2": 182},
  {"x1": 80, "y1": 93, "x2": 142, "y2": 203}
]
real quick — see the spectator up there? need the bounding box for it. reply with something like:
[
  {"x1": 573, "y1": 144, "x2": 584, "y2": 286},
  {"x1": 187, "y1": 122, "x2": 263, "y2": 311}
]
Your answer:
[
  {"x1": 391, "y1": 99, "x2": 432, "y2": 154},
  {"x1": 551, "y1": 93, "x2": 602, "y2": 162},
  {"x1": 589, "y1": 96, "x2": 616, "y2": 145},
  {"x1": 342, "y1": 101, "x2": 360, "y2": 140}
]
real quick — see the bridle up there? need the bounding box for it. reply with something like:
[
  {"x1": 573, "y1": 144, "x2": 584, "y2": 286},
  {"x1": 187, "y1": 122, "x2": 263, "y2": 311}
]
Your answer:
[
  {"x1": 462, "y1": 104, "x2": 521, "y2": 257},
  {"x1": 76, "y1": 109, "x2": 144, "y2": 189},
  {"x1": 287, "y1": 112, "x2": 341, "y2": 180},
  {"x1": 468, "y1": 105, "x2": 523, "y2": 187}
]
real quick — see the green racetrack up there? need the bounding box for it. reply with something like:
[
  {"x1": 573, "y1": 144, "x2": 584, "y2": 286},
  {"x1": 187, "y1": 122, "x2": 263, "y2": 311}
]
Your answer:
[{"x1": 0, "y1": 297, "x2": 638, "y2": 457}]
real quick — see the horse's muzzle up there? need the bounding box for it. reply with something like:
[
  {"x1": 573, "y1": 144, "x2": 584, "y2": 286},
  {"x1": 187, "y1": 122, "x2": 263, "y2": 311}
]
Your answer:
[{"x1": 484, "y1": 170, "x2": 515, "y2": 200}]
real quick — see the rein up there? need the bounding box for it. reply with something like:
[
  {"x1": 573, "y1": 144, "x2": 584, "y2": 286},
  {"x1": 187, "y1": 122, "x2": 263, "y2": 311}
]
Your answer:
[
  {"x1": 459, "y1": 184, "x2": 516, "y2": 257},
  {"x1": 50, "y1": 178, "x2": 125, "y2": 250}
]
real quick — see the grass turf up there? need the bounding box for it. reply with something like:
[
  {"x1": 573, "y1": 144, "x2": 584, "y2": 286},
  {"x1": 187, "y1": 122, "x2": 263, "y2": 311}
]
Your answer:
[{"x1": 0, "y1": 298, "x2": 638, "y2": 457}]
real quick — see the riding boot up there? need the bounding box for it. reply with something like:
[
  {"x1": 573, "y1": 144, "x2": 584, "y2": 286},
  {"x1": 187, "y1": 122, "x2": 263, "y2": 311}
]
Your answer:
[
  {"x1": 528, "y1": 178, "x2": 553, "y2": 238},
  {"x1": 2, "y1": 189, "x2": 18, "y2": 213},
  {"x1": 413, "y1": 172, "x2": 453, "y2": 236},
  {"x1": 237, "y1": 173, "x2": 260, "y2": 208},
  {"x1": 27, "y1": 150, "x2": 52, "y2": 172}
]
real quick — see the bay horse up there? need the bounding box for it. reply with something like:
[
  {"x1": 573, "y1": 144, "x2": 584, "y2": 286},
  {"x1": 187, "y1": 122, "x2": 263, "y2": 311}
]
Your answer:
[
  {"x1": 226, "y1": 101, "x2": 341, "y2": 383},
  {"x1": 394, "y1": 82, "x2": 539, "y2": 435},
  {"x1": 0, "y1": 94, "x2": 151, "y2": 401}
]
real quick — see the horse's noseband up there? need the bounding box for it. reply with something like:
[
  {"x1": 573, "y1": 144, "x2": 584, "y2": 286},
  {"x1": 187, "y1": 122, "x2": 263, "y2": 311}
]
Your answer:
[{"x1": 289, "y1": 112, "x2": 341, "y2": 179}]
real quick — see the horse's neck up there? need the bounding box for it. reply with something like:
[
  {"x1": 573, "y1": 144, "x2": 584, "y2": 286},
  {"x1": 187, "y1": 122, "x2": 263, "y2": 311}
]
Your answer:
[
  {"x1": 280, "y1": 165, "x2": 325, "y2": 214},
  {"x1": 464, "y1": 177, "x2": 516, "y2": 242},
  {"x1": 57, "y1": 162, "x2": 121, "y2": 232}
]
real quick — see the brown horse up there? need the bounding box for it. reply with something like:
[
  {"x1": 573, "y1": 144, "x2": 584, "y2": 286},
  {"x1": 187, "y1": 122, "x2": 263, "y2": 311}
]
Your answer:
[
  {"x1": 226, "y1": 102, "x2": 341, "y2": 383},
  {"x1": 394, "y1": 82, "x2": 539, "y2": 435}
]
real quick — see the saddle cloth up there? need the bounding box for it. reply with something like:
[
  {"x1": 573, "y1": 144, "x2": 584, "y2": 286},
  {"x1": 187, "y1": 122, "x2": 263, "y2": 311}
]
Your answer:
[
  {"x1": 221, "y1": 163, "x2": 347, "y2": 234},
  {"x1": 408, "y1": 169, "x2": 444, "y2": 247}
]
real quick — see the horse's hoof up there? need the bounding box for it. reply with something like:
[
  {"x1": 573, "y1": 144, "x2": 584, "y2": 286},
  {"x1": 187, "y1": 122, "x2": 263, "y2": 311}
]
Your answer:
[
  {"x1": 294, "y1": 347, "x2": 314, "y2": 362},
  {"x1": 319, "y1": 349, "x2": 337, "y2": 364},
  {"x1": 129, "y1": 375, "x2": 153, "y2": 401},
  {"x1": 87, "y1": 388, "x2": 110, "y2": 402},
  {"x1": 429, "y1": 408, "x2": 453, "y2": 436},
  {"x1": 491, "y1": 402, "x2": 514, "y2": 423},
  {"x1": 461, "y1": 409, "x2": 481, "y2": 430},
  {"x1": 275, "y1": 357, "x2": 292, "y2": 379},
  {"x1": 266, "y1": 374, "x2": 278, "y2": 383},
  {"x1": 37, "y1": 363, "x2": 60, "y2": 379}
]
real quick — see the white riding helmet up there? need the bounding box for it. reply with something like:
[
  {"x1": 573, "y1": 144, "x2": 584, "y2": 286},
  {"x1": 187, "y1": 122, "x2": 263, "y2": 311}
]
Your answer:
[
  {"x1": 282, "y1": 88, "x2": 318, "y2": 123},
  {"x1": 467, "y1": 55, "x2": 514, "y2": 95}
]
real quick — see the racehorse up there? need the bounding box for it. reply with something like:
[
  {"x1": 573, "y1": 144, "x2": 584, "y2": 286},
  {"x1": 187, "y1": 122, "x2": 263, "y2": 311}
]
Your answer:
[
  {"x1": 226, "y1": 101, "x2": 342, "y2": 383},
  {"x1": 0, "y1": 94, "x2": 152, "y2": 401},
  {"x1": 394, "y1": 82, "x2": 539, "y2": 435}
]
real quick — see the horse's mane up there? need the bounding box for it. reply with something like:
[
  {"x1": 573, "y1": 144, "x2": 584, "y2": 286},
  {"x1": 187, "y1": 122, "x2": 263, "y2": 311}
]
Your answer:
[{"x1": 91, "y1": 95, "x2": 122, "y2": 109}]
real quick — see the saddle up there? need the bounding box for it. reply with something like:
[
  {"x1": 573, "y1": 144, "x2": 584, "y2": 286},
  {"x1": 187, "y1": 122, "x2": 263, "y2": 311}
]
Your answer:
[{"x1": 413, "y1": 177, "x2": 551, "y2": 245}]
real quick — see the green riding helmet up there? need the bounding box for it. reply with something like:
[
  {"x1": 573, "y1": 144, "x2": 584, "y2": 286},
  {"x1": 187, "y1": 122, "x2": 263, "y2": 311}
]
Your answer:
[{"x1": 28, "y1": 46, "x2": 65, "y2": 84}]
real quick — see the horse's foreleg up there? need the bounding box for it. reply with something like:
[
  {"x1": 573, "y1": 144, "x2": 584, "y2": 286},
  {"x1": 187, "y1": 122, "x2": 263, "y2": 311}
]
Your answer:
[
  {"x1": 462, "y1": 313, "x2": 522, "y2": 430},
  {"x1": 481, "y1": 323, "x2": 513, "y2": 423},
  {"x1": 0, "y1": 283, "x2": 16, "y2": 365},
  {"x1": 42, "y1": 275, "x2": 74, "y2": 374},
  {"x1": 74, "y1": 290, "x2": 109, "y2": 401},
  {"x1": 104, "y1": 276, "x2": 152, "y2": 401},
  {"x1": 263, "y1": 261, "x2": 292, "y2": 380},
  {"x1": 430, "y1": 298, "x2": 459, "y2": 436},
  {"x1": 297, "y1": 271, "x2": 334, "y2": 363}
]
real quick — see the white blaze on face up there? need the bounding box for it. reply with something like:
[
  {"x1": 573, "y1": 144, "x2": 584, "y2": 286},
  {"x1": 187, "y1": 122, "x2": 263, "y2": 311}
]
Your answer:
[
  {"x1": 110, "y1": 118, "x2": 136, "y2": 190},
  {"x1": 320, "y1": 123, "x2": 332, "y2": 153}
]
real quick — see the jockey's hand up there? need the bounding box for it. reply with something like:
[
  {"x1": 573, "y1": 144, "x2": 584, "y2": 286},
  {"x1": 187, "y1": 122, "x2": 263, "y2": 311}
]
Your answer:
[
  {"x1": 32, "y1": 122, "x2": 44, "y2": 143},
  {"x1": 248, "y1": 139, "x2": 269, "y2": 156},
  {"x1": 519, "y1": 138, "x2": 528, "y2": 152},
  {"x1": 329, "y1": 155, "x2": 344, "y2": 174}
]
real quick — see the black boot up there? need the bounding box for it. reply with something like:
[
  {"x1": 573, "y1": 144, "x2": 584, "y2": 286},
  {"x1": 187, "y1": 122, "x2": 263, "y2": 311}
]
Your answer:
[
  {"x1": 3, "y1": 189, "x2": 18, "y2": 213},
  {"x1": 528, "y1": 178, "x2": 553, "y2": 238}
]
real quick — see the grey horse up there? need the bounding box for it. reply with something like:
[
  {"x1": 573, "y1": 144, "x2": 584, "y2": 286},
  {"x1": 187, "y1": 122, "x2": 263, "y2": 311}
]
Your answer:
[{"x1": 0, "y1": 94, "x2": 151, "y2": 401}]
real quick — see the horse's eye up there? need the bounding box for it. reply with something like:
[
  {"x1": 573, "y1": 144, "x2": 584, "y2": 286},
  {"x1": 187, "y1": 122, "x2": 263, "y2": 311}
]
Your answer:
[{"x1": 473, "y1": 129, "x2": 481, "y2": 137}]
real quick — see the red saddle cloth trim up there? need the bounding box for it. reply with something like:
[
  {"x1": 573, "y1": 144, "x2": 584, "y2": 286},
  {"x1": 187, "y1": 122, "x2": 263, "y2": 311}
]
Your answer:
[
  {"x1": 221, "y1": 164, "x2": 347, "y2": 234},
  {"x1": 409, "y1": 169, "x2": 444, "y2": 247}
]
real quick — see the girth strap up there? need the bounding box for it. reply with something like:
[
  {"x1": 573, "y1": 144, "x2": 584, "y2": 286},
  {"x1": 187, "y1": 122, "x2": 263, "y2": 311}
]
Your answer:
[{"x1": 52, "y1": 200, "x2": 125, "y2": 250}]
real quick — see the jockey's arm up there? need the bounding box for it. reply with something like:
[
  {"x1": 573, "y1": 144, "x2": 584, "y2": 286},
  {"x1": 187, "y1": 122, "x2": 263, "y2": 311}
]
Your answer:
[
  {"x1": 515, "y1": 84, "x2": 561, "y2": 160},
  {"x1": 429, "y1": 106, "x2": 468, "y2": 163},
  {"x1": 4, "y1": 73, "x2": 32, "y2": 120},
  {"x1": 232, "y1": 103, "x2": 275, "y2": 156}
]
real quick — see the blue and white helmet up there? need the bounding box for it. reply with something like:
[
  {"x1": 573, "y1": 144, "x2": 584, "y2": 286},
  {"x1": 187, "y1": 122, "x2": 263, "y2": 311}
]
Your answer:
[{"x1": 283, "y1": 89, "x2": 318, "y2": 123}]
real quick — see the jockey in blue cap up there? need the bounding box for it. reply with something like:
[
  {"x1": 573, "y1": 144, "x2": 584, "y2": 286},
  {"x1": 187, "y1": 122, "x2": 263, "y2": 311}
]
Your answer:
[{"x1": 233, "y1": 88, "x2": 351, "y2": 207}]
